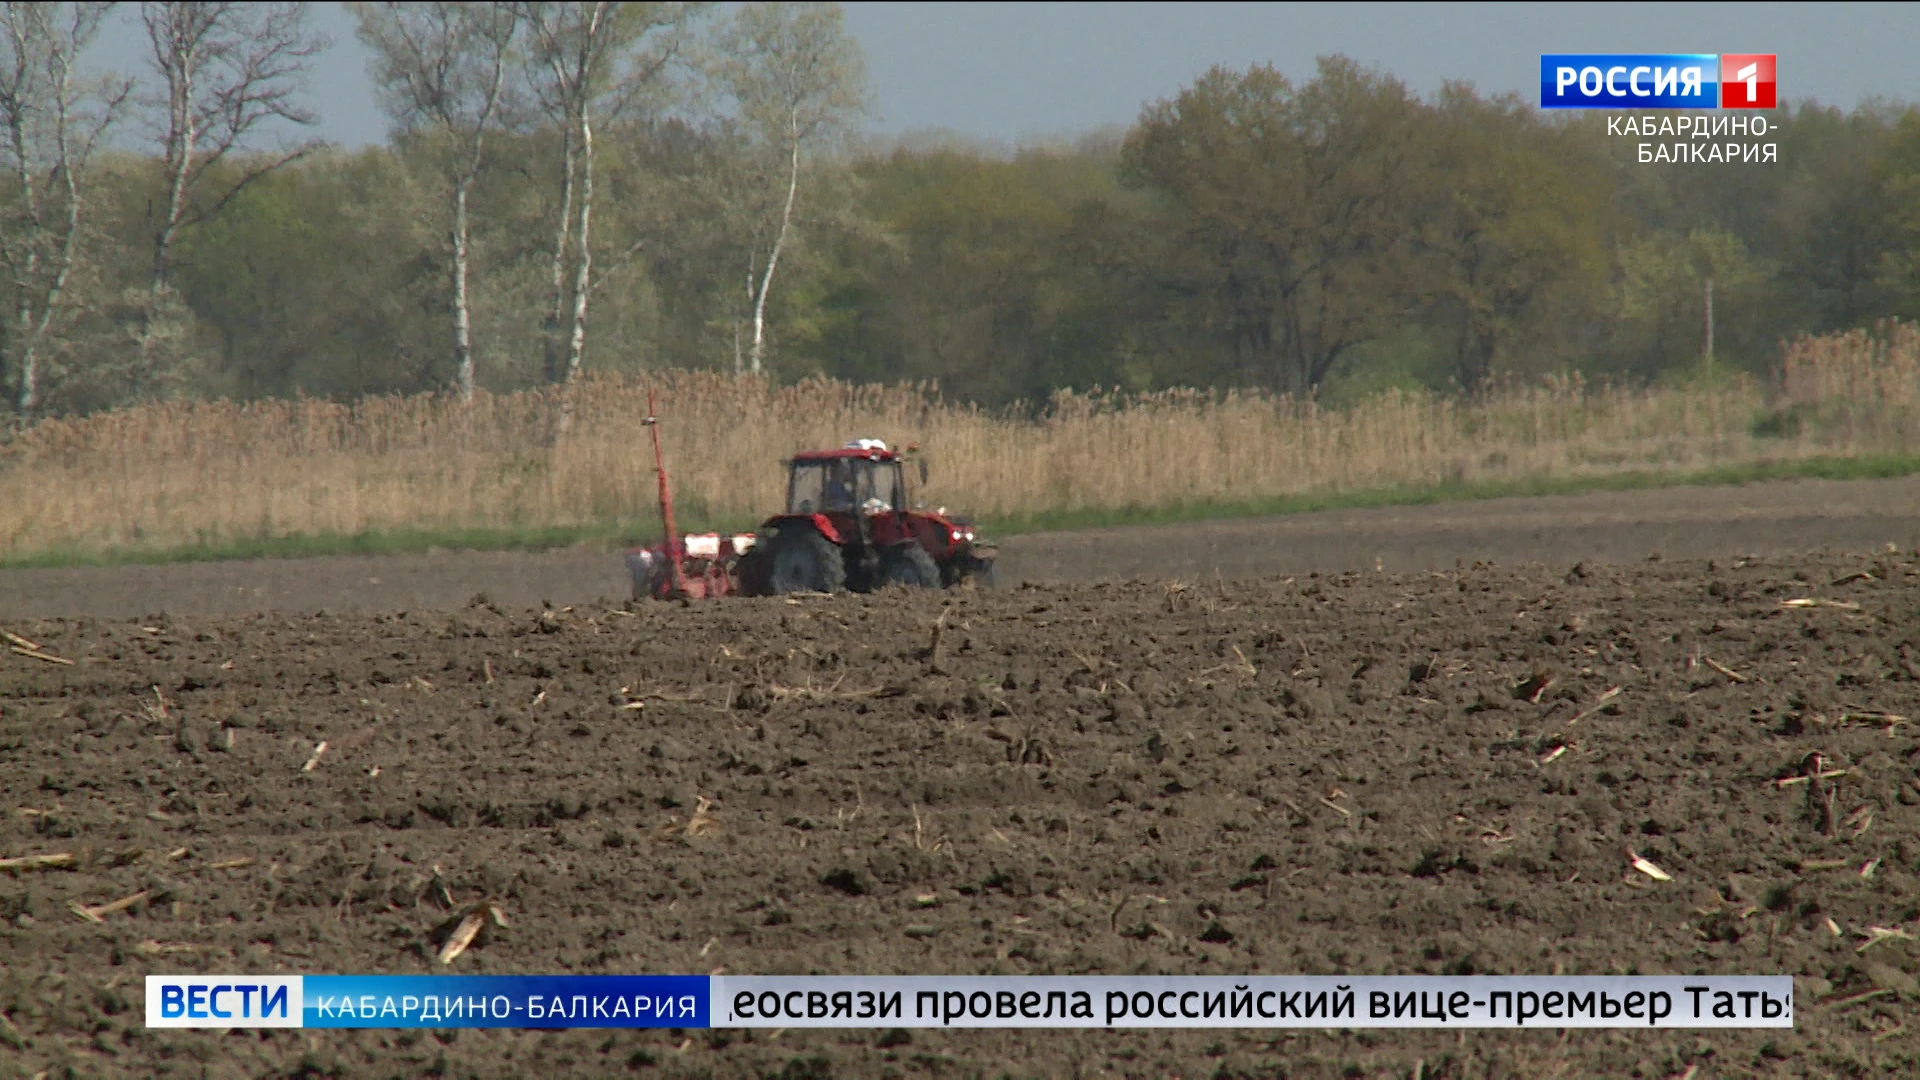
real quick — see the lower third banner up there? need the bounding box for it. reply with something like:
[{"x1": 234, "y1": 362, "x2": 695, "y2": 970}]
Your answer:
[{"x1": 146, "y1": 975, "x2": 1794, "y2": 1030}]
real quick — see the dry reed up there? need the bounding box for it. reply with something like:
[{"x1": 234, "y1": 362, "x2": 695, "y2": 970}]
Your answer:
[{"x1": 1, "y1": 325, "x2": 1915, "y2": 559}]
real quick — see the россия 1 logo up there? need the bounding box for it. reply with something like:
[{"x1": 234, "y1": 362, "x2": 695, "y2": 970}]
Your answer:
[
  {"x1": 1719, "y1": 54, "x2": 1776, "y2": 109},
  {"x1": 1540, "y1": 54, "x2": 1776, "y2": 109}
]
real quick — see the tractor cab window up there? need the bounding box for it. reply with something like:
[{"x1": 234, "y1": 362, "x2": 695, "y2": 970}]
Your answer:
[
  {"x1": 787, "y1": 458, "x2": 904, "y2": 514},
  {"x1": 858, "y1": 462, "x2": 906, "y2": 513},
  {"x1": 787, "y1": 461, "x2": 846, "y2": 513}
]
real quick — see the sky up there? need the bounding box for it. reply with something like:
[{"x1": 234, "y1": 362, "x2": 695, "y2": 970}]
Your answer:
[{"x1": 91, "y1": 2, "x2": 1919, "y2": 151}]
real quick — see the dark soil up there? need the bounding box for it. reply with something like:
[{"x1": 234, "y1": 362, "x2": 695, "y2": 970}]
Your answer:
[{"x1": 4, "y1": 548, "x2": 1920, "y2": 1077}]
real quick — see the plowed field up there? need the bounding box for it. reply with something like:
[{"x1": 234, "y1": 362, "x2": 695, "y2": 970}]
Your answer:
[
  {"x1": 5, "y1": 542, "x2": 1920, "y2": 1079},
  {"x1": 8, "y1": 480, "x2": 1920, "y2": 1079}
]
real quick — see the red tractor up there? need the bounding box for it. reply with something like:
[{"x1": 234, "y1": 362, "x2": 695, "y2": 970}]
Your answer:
[
  {"x1": 625, "y1": 413, "x2": 994, "y2": 600},
  {"x1": 737, "y1": 439, "x2": 995, "y2": 595}
]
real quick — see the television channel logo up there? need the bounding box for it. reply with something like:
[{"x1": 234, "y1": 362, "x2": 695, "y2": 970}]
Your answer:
[
  {"x1": 1540, "y1": 55, "x2": 1776, "y2": 109},
  {"x1": 1719, "y1": 54, "x2": 1777, "y2": 108}
]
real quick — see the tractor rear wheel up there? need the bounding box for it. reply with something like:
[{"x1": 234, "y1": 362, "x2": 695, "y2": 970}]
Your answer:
[
  {"x1": 879, "y1": 543, "x2": 941, "y2": 589},
  {"x1": 766, "y1": 527, "x2": 845, "y2": 595}
]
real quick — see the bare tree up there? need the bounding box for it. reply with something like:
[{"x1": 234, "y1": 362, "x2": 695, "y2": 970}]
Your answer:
[
  {"x1": 519, "y1": 1, "x2": 692, "y2": 388},
  {"x1": 355, "y1": 2, "x2": 518, "y2": 401},
  {"x1": 713, "y1": 1, "x2": 863, "y2": 374},
  {"x1": 0, "y1": 2, "x2": 127, "y2": 419},
  {"x1": 138, "y1": 1, "x2": 324, "y2": 387}
]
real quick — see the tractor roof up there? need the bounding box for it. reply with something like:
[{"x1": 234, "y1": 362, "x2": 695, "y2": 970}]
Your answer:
[{"x1": 791, "y1": 447, "x2": 900, "y2": 463}]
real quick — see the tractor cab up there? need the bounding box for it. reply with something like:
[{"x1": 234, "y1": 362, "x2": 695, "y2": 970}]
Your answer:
[{"x1": 786, "y1": 448, "x2": 907, "y2": 517}]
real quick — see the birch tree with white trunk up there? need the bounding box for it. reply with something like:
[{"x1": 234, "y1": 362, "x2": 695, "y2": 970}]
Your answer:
[
  {"x1": 519, "y1": 0, "x2": 692, "y2": 388},
  {"x1": 138, "y1": 1, "x2": 324, "y2": 394},
  {"x1": 354, "y1": 1, "x2": 519, "y2": 401},
  {"x1": 0, "y1": 2, "x2": 127, "y2": 419},
  {"x1": 712, "y1": 1, "x2": 863, "y2": 375}
]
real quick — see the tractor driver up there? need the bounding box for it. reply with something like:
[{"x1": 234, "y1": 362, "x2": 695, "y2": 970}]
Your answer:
[{"x1": 825, "y1": 460, "x2": 856, "y2": 510}]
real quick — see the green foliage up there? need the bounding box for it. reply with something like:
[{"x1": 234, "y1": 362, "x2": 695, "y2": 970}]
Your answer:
[
  {"x1": 1, "y1": 32, "x2": 1916, "y2": 416},
  {"x1": 1119, "y1": 58, "x2": 1427, "y2": 393},
  {"x1": 1874, "y1": 111, "x2": 1920, "y2": 317},
  {"x1": 795, "y1": 146, "x2": 1139, "y2": 402},
  {"x1": 175, "y1": 148, "x2": 443, "y2": 398},
  {"x1": 1416, "y1": 87, "x2": 1615, "y2": 387},
  {"x1": 1314, "y1": 327, "x2": 1455, "y2": 408},
  {"x1": 1613, "y1": 228, "x2": 1771, "y2": 377}
]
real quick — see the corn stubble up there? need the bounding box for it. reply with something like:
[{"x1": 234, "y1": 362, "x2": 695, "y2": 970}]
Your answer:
[{"x1": 1, "y1": 326, "x2": 1915, "y2": 559}]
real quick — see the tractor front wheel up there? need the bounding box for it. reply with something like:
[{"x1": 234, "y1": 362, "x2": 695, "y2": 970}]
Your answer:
[
  {"x1": 879, "y1": 543, "x2": 941, "y2": 589},
  {"x1": 974, "y1": 559, "x2": 998, "y2": 589},
  {"x1": 766, "y1": 527, "x2": 846, "y2": 595}
]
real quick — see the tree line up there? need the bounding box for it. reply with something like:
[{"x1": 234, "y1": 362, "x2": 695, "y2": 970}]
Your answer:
[{"x1": 1, "y1": 2, "x2": 1917, "y2": 422}]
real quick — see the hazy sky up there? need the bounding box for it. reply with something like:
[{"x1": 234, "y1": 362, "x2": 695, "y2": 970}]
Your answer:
[{"x1": 92, "y1": 2, "x2": 1919, "y2": 150}]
